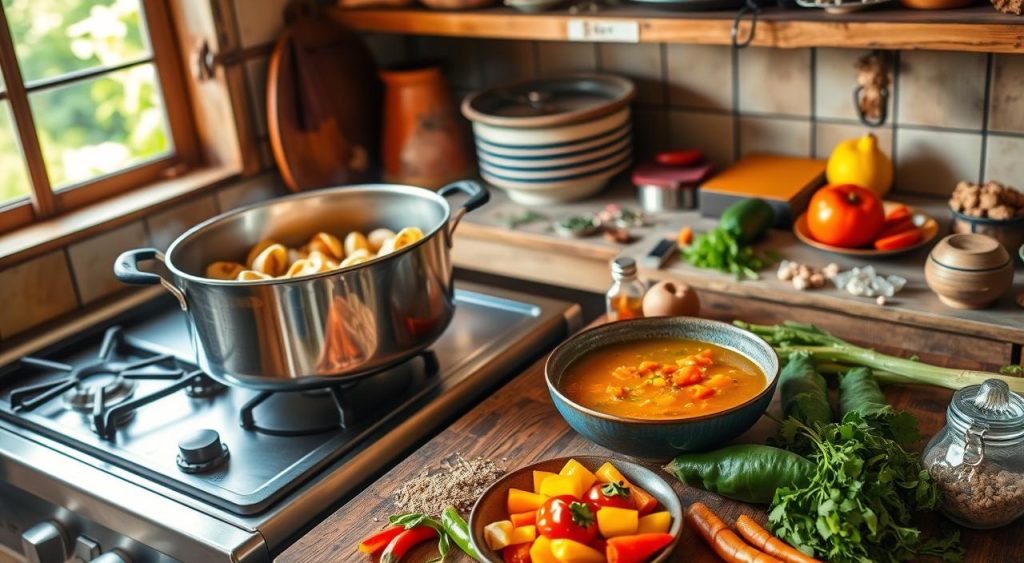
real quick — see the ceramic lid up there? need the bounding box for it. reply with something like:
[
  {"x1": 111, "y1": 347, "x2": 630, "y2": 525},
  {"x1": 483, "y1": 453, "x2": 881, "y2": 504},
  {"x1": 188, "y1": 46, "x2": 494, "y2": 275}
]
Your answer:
[
  {"x1": 929, "y1": 233, "x2": 1010, "y2": 271},
  {"x1": 461, "y1": 74, "x2": 635, "y2": 129}
]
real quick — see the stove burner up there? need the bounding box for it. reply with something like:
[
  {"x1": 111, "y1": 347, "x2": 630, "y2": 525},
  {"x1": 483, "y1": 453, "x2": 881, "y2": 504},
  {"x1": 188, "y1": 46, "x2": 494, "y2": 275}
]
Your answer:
[
  {"x1": 9, "y1": 326, "x2": 219, "y2": 439},
  {"x1": 239, "y1": 351, "x2": 440, "y2": 437}
]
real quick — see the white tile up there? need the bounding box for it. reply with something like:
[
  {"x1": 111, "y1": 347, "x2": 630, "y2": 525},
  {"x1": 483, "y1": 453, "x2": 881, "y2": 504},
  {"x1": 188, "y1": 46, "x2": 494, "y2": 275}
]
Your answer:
[
  {"x1": 146, "y1": 196, "x2": 220, "y2": 251},
  {"x1": 894, "y1": 127, "x2": 982, "y2": 196},
  {"x1": 738, "y1": 47, "x2": 811, "y2": 117},
  {"x1": 537, "y1": 41, "x2": 597, "y2": 75},
  {"x1": 478, "y1": 40, "x2": 536, "y2": 86},
  {"x1": 896, "y1": 51, "x2": 986, "y2": 130},
  {"x1": 598, "y1": 43, "x2": 665, "y2": 106},
  {"x1": 68, "y1": 222, "x2": 148, "y2": 304},
  {"x1": 362, "y1": 34, "x2": 408, "y2": 69},
  {"x1": 233, "y1": 0, "x2": 288, "y2": 47},
  {"x1": 665, "y1": 44, "x2": 733, "y2": 111},
  {"x1": 216, "y1": 173, "x2": 285, "y2": 211},
  {"x1": 668, "y1": 110, "x2": 735, "y2": 169},
  {"x1": 245, "y1": 57, "x2": 269, "y2": 137},
  {"x1": 414, "y1": 36, "x2": 480, "y2": 90},
  {"x1": 633, "y1": 109, "x2": 669, "y2": 161},
  {"x1": 0, "y1": 251, "x2": 78, "y2": 337},
  {"x1": 988, "y1": 55, "x2": 1024, "y2": 134},
  {"x1": 815, "y1": 48, "x2": 893, "y2": 122},
  {"x1": 738, "y1": 116, "x2": 811, "y2": 157},
  {"x1": 814, "y1": 121, "x2": 893, "y2": 160},
  {"x1": 984, "y1": 135, "x2": 1024, "y2": 186}
]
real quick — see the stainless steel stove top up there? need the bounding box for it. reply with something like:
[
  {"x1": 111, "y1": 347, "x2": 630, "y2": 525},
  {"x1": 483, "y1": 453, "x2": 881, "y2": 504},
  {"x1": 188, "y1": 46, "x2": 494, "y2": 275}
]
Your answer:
[{"x1": 0, "y1": 282, "x2": 579, "y2": 563}]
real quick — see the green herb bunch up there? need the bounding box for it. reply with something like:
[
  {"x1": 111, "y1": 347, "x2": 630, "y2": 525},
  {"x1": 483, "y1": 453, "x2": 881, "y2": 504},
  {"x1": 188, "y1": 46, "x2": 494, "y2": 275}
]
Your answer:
[
  {"x1": 682, "y1": 228, "x2": 778, "y2": 280},
  {"x1": 769, "y1": 413, "x2": 963, "y2": 563}
]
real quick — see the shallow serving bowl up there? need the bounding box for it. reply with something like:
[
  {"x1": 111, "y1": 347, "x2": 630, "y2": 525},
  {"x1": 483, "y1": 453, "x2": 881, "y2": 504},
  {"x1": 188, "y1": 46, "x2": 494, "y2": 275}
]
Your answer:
[
  {"x1": 468, "y1": 456, "x2": 683, "y2": 563},
  {"x1": 545, "y1": 317, "x2": 780, "y2": 459}
]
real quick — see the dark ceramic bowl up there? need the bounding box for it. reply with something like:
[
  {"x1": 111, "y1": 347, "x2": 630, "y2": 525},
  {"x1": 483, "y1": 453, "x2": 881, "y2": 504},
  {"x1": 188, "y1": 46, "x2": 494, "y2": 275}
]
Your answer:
[
  {"x1": 468, "y1": 456, "x2": 682, "y2": 563},
  {"x1": 545, "y1": 317, "x2": 780, "y2": 460}
]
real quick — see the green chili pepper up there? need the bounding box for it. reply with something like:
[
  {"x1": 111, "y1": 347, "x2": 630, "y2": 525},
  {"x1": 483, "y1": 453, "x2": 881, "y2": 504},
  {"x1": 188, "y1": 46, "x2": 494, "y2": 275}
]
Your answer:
[
  {"x1": 441, "y1": 506, "x2": 481, "y2": 562},
  {"x1": 665, "y1": 444, "x2": 814, "y2": 504},
  {"x1": 839, "y1": 367, "x2": 919, "y2": 446},
  {"x1": 779, "y1": 352, "x2": 833, "y2": 429}
]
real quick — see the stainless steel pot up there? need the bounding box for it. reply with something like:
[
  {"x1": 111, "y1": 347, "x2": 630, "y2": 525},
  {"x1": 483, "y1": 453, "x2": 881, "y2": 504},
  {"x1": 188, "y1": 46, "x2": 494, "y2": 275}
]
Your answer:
[{"x1": 114, "y1": 180, "x2": 488, "y2": 390}]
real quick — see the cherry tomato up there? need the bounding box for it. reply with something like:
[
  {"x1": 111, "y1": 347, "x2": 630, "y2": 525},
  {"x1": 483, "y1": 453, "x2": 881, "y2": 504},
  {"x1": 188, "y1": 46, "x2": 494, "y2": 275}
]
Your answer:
[
  {"x1": 806, "y1": 184, "x2": 885, "y2": 248},
  {"x1": 502, "y1": 542, "x2": 532, "y2": 563},
  {"x1": 585, "y1": 481, "x2": 634, "y2": 510},
  {"x1": 536, "y1": 495, "x2": 599, "y2": 544}
]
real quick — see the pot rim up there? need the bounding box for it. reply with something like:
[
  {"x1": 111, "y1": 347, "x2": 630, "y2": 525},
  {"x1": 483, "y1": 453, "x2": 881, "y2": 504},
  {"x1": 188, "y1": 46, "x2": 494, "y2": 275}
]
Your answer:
[
  {"x1": 544, "y1": 317, "x2": 780, "y2": 426},
  {"x1": 164, "y1": 183, "x2": 452, "y2": 287}
]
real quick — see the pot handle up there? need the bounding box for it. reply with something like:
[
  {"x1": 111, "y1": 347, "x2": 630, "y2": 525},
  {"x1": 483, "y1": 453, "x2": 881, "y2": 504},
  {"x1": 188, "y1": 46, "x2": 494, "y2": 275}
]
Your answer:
[
  {"x1": 438, "y1": 179, "x2": 489, "y2": 245},
  {"x1": 114, "y1": 248, "x2": 188, "y2": 311}
]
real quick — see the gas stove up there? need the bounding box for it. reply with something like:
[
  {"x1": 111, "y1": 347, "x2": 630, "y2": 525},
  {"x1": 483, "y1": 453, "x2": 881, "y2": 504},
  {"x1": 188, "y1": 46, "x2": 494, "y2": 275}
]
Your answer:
[{"x1": 0, "y1": 282, "x2": 579, "y2": 563}]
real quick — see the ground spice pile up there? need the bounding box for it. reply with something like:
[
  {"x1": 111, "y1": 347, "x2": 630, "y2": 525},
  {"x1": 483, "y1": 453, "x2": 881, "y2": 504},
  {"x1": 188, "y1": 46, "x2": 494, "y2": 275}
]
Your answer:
[
  {"x1": 930, "y1": 460, "x2": 1024, "y2": 528},
  {"x1": 393, "y1": 453, "x2": 506, "y2": 516}
]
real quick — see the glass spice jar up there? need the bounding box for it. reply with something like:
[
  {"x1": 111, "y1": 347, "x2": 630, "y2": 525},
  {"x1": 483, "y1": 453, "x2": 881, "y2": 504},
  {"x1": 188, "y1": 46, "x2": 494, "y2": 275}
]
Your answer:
[
  {"x1": 606, "y1": 257, "x2": 645, "y2": 321},
  {"x1": 922, "y1": 378, "x2": 1024, "y2": 529}
]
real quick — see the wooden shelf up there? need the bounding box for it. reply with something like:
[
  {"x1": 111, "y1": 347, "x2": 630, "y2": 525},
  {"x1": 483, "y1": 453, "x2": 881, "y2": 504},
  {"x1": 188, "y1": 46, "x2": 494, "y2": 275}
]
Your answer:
[{"x1": 329, "y1": 5, "x2": 1024, "y2": 53}]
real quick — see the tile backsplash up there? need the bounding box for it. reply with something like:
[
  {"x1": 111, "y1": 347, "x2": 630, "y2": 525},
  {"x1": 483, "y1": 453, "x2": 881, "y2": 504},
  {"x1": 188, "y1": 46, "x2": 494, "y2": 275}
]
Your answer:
[{"x1": 367, "y1": 35, "x2": 1024, "y2": 198}]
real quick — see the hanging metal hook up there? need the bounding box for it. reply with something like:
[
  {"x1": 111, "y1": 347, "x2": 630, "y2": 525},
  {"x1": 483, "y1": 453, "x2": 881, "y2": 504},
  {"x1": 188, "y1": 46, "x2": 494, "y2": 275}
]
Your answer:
[
  {"x1": 731, "y1": 0, "x2": 761, "y2": 49},
  {"x1": 853, "y1": 50, "x2": 891, "y2": 128}
]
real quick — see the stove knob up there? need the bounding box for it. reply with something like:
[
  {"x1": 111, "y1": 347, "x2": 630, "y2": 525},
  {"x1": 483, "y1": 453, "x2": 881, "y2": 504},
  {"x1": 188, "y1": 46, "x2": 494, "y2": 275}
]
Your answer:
[
  {"x1": 21, "y1": 521, "x2": 66, "y2": 563},
  {"x1": 91, "y1": 550, "x2": 131, "y2": 563},
  {"x1": 176, "y1": 428, "x2": 229, "y2": 473}
]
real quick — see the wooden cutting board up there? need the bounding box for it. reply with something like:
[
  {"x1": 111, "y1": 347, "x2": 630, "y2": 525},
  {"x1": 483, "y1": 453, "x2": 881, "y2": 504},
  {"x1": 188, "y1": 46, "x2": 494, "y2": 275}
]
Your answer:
[{"x1": 267, "y1": 13, "x2": 381, "y2": 191}]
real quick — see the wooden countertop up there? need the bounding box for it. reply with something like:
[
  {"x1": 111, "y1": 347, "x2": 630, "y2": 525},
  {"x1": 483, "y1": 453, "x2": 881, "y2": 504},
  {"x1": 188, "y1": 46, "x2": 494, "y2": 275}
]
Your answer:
[
  {"x1": 453, "y1": 182, "x2": 1024, "y2": 347},
  {"x1": 277, "y1": 320, "x2": 1023, "y2": 563}
]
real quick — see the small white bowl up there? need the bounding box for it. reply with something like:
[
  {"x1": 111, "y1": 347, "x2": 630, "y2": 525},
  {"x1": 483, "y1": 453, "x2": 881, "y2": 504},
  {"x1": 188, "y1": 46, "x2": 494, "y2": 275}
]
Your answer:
[
  {"x1": 481, "y1": 156, "x2": 631, "y2": 205},
  {"x1": 477, "y1": 134, "x2": 632, "y2": 169},
  {"x1": 478, "y1": 145, "x2": 631, "y2": 181},
  {"x1": 472, "y1": 108, "x2": 630, "y2": 148}
]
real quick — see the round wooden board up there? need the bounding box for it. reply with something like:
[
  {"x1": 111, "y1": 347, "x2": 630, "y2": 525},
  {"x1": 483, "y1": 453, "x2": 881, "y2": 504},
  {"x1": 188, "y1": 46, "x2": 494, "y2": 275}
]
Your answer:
[{"x1": 793, "y1": 201, "x2": 940, "y2": 257}]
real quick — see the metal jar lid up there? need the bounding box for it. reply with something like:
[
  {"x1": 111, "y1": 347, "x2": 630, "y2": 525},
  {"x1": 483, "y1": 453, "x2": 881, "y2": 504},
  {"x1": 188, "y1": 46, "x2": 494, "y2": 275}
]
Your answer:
[{"x1": 947, "y1": 379, "x2": 1024, "y2": 444}]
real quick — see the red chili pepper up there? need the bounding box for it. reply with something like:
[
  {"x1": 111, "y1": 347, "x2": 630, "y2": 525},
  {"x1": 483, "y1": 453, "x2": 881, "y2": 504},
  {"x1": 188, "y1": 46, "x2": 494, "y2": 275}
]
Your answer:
[
  {"x1": 380, "y1": 526, "x2": 439, "y2": 563},
  {"x1": 357, "y1": 526, "x2": 404, "y2": 555}
]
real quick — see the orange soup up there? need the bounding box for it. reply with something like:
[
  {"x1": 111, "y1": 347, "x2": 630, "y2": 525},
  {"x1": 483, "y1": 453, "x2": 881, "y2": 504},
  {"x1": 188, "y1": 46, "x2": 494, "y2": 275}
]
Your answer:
[{"x1": 561, "y1": 338, "x2": 766, "y2": 419}]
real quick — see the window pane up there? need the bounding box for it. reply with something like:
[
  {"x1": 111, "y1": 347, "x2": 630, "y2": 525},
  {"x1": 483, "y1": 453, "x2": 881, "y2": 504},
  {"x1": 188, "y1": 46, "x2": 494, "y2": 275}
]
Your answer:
[
  {"x1": 31, "y1": 63, "x2": 171, "y2": 188},
  {"x1": 4, "y1": 0, "x2": 151, "y2": 83},
  {"x1": 0, "y1": 101, "x2": 31, "y2": 206}
]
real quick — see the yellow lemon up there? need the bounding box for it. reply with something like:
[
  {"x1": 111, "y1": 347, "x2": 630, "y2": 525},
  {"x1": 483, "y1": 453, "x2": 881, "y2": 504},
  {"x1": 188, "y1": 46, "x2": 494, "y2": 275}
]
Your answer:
[{"x1": 826, "y1": 133, "x2": 893, "y2": 197}]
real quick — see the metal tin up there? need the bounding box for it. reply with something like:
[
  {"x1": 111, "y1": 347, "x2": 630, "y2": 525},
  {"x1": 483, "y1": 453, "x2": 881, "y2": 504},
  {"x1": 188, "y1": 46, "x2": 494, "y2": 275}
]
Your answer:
[
  {"x1": 114, "y1": 181, "x2": 488, "y2": 390},
  {"x1": 638, "y1": 183, "x2": 696, "y2": 212}
]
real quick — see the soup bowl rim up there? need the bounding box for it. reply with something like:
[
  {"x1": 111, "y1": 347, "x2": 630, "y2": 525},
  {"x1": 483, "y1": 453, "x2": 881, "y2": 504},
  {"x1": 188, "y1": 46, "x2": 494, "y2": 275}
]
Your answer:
[{"x1": 544, "y1": 317, "x2": 780, "y2": 425}]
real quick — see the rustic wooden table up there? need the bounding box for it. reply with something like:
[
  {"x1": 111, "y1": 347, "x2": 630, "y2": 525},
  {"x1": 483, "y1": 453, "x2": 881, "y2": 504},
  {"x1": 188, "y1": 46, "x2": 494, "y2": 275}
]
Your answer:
[{"x1": 278, "y1": 320, "x2": 1024, "y2": 563}]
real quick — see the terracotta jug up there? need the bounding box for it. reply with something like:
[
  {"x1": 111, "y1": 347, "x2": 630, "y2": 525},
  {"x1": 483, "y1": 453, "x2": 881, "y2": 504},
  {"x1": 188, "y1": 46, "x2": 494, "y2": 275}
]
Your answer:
[{"x1": 380, "y1": 62, "x2": 473, "y2": 189}]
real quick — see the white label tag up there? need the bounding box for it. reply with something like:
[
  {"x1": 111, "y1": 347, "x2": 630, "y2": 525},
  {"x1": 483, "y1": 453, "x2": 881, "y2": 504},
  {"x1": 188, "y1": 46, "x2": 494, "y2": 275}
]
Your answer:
[{"x1": 566, "y1": 19, "x2": 640, "y2": 43}]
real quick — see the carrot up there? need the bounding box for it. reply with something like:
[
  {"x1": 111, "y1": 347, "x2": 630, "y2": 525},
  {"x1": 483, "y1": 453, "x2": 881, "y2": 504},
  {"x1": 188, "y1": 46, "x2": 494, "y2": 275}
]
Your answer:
[
  {"x1": 735, "y1": 515, "x2": 822, "y2": 563},
  {"x1": 877, "y1": 216, "x2": 915, "y2": 239},
  {"x1": 685, "y1": 503, "x2": 782, "y2": 563},
  {"x1": 885, "y1": 204, "x2": 910, "y2": 222},
  {"x1": 873, "y1": 228, "x2": 921, "y2": 251}
]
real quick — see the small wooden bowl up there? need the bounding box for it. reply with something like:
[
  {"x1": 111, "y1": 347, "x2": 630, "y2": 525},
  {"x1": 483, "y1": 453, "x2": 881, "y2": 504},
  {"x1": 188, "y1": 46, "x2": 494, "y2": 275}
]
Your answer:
[
  {"x1": 925, "y1": 234, "x2": 1014, "y2": 309},
  {"x1": 951, "y1": 211, "x2": 1024, "y2": 257},
  {"x1": 468, "y1": 456, "x2": 683, "y2": 563}
]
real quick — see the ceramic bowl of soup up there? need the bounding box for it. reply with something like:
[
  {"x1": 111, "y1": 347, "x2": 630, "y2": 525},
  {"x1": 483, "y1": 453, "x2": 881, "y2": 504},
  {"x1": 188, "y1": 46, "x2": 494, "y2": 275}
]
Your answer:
[{"x1": 545, "y1": 317, "x2": 779, "y2": 459}]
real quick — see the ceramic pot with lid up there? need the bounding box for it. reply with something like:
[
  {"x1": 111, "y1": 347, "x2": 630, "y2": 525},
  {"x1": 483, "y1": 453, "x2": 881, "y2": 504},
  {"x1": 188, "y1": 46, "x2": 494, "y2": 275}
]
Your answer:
[
  {"x1": 925, "y1": 233, "x2": 1014, "y2": 309},
  {"x1": 922, "y1": 379, "x2": 1024, "y2": 529}
]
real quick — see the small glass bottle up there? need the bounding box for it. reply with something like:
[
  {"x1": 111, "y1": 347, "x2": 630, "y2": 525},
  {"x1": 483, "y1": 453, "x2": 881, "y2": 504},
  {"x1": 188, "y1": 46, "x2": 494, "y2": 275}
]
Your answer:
[
  {"x1": 921, "y1": 379, "x2": 1024, "y2": 529},
  {"x1": 606, "y1": 257, "x2": 645, "y2": 321}
]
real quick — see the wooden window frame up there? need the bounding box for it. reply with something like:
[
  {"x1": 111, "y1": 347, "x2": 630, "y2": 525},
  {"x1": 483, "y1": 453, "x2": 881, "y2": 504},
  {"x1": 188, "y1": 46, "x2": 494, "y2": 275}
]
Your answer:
[{"x1": 0, "y1": 0, "x2": 200, "y2": 235}]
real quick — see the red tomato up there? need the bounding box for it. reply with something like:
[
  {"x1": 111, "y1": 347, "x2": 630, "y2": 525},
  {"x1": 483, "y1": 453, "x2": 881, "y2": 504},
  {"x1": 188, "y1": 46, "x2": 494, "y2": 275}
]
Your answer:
[
  {"x1": 806, "y1": 184, "x2": 885, "y2": 248},
  {"x1": 536, "y1": 495, "x2": 599, "y2": 544},
  {"x1": 585, "y1": 481, "x2": 634, "y2": 510},
  {"x1": 502, "y1": 542, "x2": 532, "y2": 563}
]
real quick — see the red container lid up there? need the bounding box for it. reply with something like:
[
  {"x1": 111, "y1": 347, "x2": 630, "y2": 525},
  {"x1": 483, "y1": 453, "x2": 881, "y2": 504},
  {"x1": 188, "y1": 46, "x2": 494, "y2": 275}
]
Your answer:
[{"x1": 632, "y1": 162, "x2": 714, "y2": 189}]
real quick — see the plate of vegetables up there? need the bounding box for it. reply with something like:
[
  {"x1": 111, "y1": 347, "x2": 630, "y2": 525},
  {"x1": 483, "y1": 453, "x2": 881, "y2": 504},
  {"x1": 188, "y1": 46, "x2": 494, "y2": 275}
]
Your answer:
[
  {"x1": 793, "y1": 185, "x2": 939, "y2": 257},
  {"x1": 469, "y1": 456, "x2": 682, "y2": 563}
]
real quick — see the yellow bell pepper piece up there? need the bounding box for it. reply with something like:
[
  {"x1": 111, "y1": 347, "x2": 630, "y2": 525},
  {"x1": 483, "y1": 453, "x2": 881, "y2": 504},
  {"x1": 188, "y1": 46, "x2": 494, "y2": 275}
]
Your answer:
[
  {"x1": 484, "y1": 520, "x2": 514, "y2": 550},
  {"x1": 508, "y1": 488, "x2": 548, "y2": 514},
  {"x1": 533, "y1": 470, "x2": 558, "y2": 494},
  {"x1": 509, "y1": 525, "x2": 537, "y2": 545},
  {"x1": 530, "y1": 536, "x2": 560, "y2": 563},
  {"x1": 540, "y1": 475, "x2": 583, "y2": 499},
  {"x1": 637, "y1": 511, "x2": 672, "y2": 534},
  {"x1": 559, "y1": 459, "x2": 598, "y2": 491},
  {"x1": 550, "y1": 538, "x2": 605, "y2": 563},
  {"x1": 597, "y1": 506, "x2": 639, "y2": 538}
]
